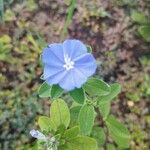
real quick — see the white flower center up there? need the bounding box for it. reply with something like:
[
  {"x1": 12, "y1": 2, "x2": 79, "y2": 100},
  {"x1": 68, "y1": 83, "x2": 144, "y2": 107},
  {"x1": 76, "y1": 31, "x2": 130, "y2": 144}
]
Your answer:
[{"x1": 63, "y1": 54, "x2": 74, "y2": 71}]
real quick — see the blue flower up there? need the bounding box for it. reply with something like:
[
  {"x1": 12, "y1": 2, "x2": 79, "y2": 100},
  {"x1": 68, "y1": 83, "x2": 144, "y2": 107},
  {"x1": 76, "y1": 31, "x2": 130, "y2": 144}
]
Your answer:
[
  {"x1": 42, "y1": 39, "x2": 97, "y2": 91},
  {"x1": 30, "y1": 129, "x2": 46, "y2": 140}
]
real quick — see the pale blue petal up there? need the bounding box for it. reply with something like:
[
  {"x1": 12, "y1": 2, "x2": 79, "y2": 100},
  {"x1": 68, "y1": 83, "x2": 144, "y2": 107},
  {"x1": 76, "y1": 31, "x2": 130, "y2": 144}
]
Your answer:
[
  {"x1": 46, "y1": 70, "x2": 67, "y2": 85},
  {"x1": 72, "y1": 68, "x2": 88, "y2": 88},
  {"x1": 43, "y1": 65, "x2": 64, "y2": 79},
  {"x1": 59, "y1": 70, "x2": 75, "y2": 91},
  {"x1": 63, "y1": 40, "x2": 87, "y2": 59},
  {"x1": 74, "y1": 53, "x2": 97, "y2": 77},
  {"x1": 42, "y1": 47, "x2": 63, "y2": 66},
  {"x1": 30, "y1": 129, "x2": 46, "y2": 140},
  {"x1": 59, "y1": 68, "x2": 88, "y2": 90},
  {"x1": 48, "y1": 43, "x2": 64, "y2": 62}
]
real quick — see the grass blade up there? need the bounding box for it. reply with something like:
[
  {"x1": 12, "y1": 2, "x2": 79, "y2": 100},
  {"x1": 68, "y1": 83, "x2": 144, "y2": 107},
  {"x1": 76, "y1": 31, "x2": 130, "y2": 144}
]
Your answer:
[{"x1": 61, "y1": 0, "x2": 76, "y2": 40}]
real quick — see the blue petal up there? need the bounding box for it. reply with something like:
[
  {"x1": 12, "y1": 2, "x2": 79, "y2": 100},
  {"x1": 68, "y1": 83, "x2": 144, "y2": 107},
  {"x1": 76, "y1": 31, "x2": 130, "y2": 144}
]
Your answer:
[
  {"x1": 59, "y1": 70, "x2": 75, "y2": 91},
  {"x1": 74, "y1": 53, "x2": 97, "y2": 77},
  {"x1": 43, "y1": 65, "x2": 64, "y2": 79},
  {"x1": 46, "y1": 70, "x2": 67, "y2": 85},
  {"x1": 42, "y1": 45, "x2": 64, "y2": 66},
  {"x1": 48, "y1": 43, "x2": 64, "y2": 62},
  {"x1": 63, "y1": 40, "x2": 87, "y2": 59},
  {"x1": 72, "y1": 68, "x2": 88, "y2": 88},
  {"x1": 59, "y1": 68, "x2": 88, "y2": 91}
]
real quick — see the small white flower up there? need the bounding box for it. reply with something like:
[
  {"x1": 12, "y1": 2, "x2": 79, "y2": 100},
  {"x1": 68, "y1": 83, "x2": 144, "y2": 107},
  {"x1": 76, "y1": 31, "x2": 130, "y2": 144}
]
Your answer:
[{"x1": 30, "y1": 129, "x2": 46, "y2": 140}]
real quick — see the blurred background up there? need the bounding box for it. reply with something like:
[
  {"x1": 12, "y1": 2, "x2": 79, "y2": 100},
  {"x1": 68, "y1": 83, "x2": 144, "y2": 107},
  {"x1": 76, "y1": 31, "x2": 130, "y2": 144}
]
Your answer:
[{"x1": 0, "y1": 0, "x2": 149, "y2": 149}]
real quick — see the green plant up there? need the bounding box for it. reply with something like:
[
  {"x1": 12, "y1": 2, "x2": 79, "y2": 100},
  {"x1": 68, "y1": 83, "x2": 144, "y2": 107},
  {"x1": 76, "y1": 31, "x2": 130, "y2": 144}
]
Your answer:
[
  {"x1": 30, "y1": 45, "x2": 130, "y2": 150},
  {"x1": 131, "y1": 11, "x2": 150, "y2": 42},
  {"x1": 0, "y1": 35, "x2": 12, "y2": 61}
]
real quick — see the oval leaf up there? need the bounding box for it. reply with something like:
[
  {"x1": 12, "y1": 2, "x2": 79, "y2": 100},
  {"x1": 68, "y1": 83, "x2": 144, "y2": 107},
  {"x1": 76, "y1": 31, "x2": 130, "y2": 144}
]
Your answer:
[
  {"x1": 50, "y1": 99, "x2": 70, "y2": 129},
  {"x1": 63, "y1": 126, "x2": 80, "y2": 140},
  {"x1": 38, "y1": 116, "x2": 52, "y2": 132},
  {"x1": 83, "y1": 78, "x2": 111, "y2": 96},
  {"x1": 106, "y1": 115, "x2": 130, "y2": 148},
  {"x1": 98, "y1": 83, "x2": 121, "y2": 104},
  {"x1": 131, "y1": 11, "x2": 148, "y2": 24},
  {"x1": 70, "y1": 106, "x2": 82, "y2": 127},
  {"x1": 65, "y1": 135, "x2": 98, "y2": 150},
  {"x1": 91, "y1": 127, "x2": 106, "y2": 147},
  {"x1": 70, "y1": 88, "x2": 85, "y2": 104},
  {"x1": 78, "y1": 104, "x2": 96, "y2": 135},
  {"x1": 138, "y1": 25, "x2": 150, "y2": 42},
  {"x1": 98, "y1": 101, "x2": 110, "y2": 120},
  {"x1": 38, "y1": 82, "x2": 51, "y2": 98},
  {"x1": 51, "y1": 84, "x2": 63, "y2": 99}
]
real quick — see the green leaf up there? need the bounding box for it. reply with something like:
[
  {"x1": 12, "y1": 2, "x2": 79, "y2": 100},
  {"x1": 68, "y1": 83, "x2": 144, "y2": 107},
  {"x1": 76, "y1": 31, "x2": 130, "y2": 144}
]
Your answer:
[
  {"x1": 98, "y1": 83, "x2": 121, "y2": 104},
  {"x1": 98, "y1": 101, "x2": 110, "y2": 120},
  {"x1": 106, "y1": 115, "x2": 130, "y2": 148},
  {"x1": 61, "y1": 0, "x2": 76, "y2": 39},
  {"x1": 99, "y1": 148, "x2": 104, "y2": 150},
  {"x1": 91, "y1": 127, "x2": 106, "y2": 147},
  {"x1": 63, "y1": 126, "x2": 80, "y2": 140},
  {"x1": 70, "y1": 88, "x2": 85, "y2": 104},
  {"x1": 51, "y1": 84, "x2": 63, "y2": 99},
  {"x1": 0, "y1": 35, "x2": 11, "y2": 43},
  {"x1": 65, "y1": 135, "x2": 98, "y2": 150},
  {"x1": 138, "y1": 25, "x2": 150, "y2": 42},
  {"x1": 55, "y1": 124, "x2": 66, "y2": 135},
  {"x1": 4, "y1": 9, "x2": 16, "y2": 22},
  {"x1": 58, "y1": 144, "x2": 68, "y2": 150},
  {"x1": 107, "y1": 144, "x2": 116, "y2": 150},
  {"x1": 86, "y1": 45, "x2": 92, "y2": 53},
  {"x1": 70, "y1": 106, "x2": 82, "y2": 127},
  {"x1": 50, "y1": 99, "x2": 70, "y2": 129},
  {"x1": 83, "y1": 78, "x2": 111, "y2": 96},
  {"x1": 131, "y1": 11, "x2": 148, "y2": 24},
  {"x1": 38, "y1": 116, "x2": 52, "y2": 132},
  {"x1": 78, "y1": 104, "x2": 96, "y2": 135},
  {"x1": 38, "y1": 82, "x2": 51, "y2": 98}
]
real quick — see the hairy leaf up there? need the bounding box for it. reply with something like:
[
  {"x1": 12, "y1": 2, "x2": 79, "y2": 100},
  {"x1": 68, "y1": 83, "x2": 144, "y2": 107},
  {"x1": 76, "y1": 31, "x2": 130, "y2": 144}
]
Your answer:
[
  {"x1": 70, "y1": 88, "x2": 85, "y2": 104},
  {"x1": 78, "y1": 104, "x2": 96, "y2": 135},
  {"x1": 98, "y1": 83, "x2": 121, "y2": 104},
  {"x1": 50, "y1": 99, "x2": 70, "y2": 129},
  {"x1": 83, "y1": 78, "x2": 111, "y2": 96},
  {"x1": 70, "y1": 106, "x2": 82, "y2": 127},
  {"x1": 51, "y1": 84, "x2": 63, "y2": 99},
  {"x1": 38, "y1": 82, "x2": 51, "y2": 98},
  {"x1": 38, "y1": 116, "x2": 52, "y2": 132},
  {"x1": 98, "y1": 101, "x2": 110, "y2": 120},
  {"x1": 91, "y1": 127, "x2": 106, "y2": 147},
  {"x1": 63, "y1": 126, "x2": 80, "y2": 140},
  {"x1": 106, "y1": 115, "x2": 130, "y2": 148},
  {"x1": 138, "y1": 26, "x2": 150, "y2": 42},
  {"x1": 65, "y1": 135, "x2": 98, "y2": 150},
  {"x1": 131, "y1": 11, "x2": 148, "y2": 24}
]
